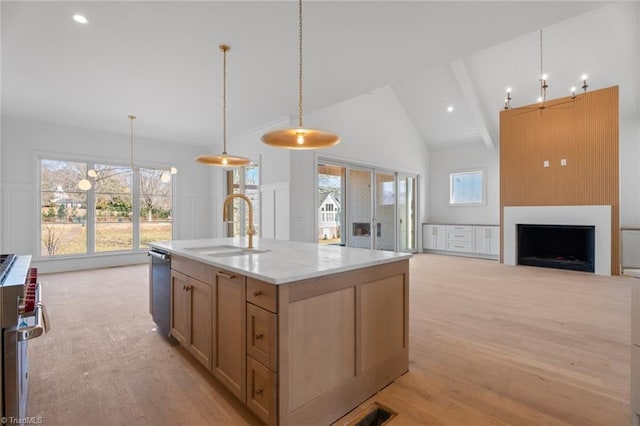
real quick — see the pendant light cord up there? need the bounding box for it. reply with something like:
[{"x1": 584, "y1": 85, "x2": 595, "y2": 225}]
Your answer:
[
  {"x1": 222, "y1": 45, "x2": 228, "y2": 155},
  {"x1": 298, "y1": 0, "x2": 304, "y2": 128}
]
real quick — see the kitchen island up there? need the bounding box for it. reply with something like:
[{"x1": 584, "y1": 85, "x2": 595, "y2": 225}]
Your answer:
[{"x1": 149, "y1": 237, "x2": 411, "y2": 425}]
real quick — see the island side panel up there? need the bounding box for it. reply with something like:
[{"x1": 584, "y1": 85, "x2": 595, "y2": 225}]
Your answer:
[{"x1": 278, "y1": 259, "x2": 410, "y2": 426}]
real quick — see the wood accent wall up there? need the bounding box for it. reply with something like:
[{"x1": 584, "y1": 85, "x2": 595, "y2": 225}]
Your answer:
[{"x1": 500, "y1": 86, "x2": 619, "y2": 275}]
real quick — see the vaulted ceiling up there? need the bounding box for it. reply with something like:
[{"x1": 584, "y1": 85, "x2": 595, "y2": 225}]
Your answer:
[{"x1": 4, "y1": 1, "x2": 633, "y2": 152}]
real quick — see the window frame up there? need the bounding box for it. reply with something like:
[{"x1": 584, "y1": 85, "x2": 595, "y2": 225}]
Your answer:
[
  {"x1": 37, "y1": 155, "x2": 175, "y2": 259},
  {"x1": 448, "y1": 168, "x2": 486, "y2": 206}
]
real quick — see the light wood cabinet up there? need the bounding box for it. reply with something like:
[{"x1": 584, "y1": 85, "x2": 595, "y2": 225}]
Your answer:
[
  {"x1": 170, "y1": 271, "x2": 190, "y2": 345},
  {"x1": 212, "y1": 269, "x2": 246, "y2": 402},
  {"x1": 170, "y1": 269, "x2": 212, "y2": 370},
  {"x1": 169, "y1": 254, "x2": 408, "y2": 426},
  {"x1": 247, "y1": 356, "x2": 277, "y2": 425}
]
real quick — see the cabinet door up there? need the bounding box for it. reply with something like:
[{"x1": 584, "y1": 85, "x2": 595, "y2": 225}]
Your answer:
[
  {"x1": 423, "y1": 225, "x2": 436, "y2": 249},
  {"x1": 213, "y1": 270, "x2": 247, "y2": 402},
  {"x1": 190, "y1": 278, "x2": 213, "y2": 370},
  {"x1": 487, "y1": 226, "x2": 500, "y2": 256},
  {"x1": 473, "y1": 227, "x2": 488, "y2": 253},
  {"x1": 170, "y1": 271, "x2": 190, "y2": 346}
]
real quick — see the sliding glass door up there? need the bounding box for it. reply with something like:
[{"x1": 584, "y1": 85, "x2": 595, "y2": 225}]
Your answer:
[
  {"x1": 398, "y1": 174, "x2": 417, "y2": 252},
  {"x1": 317, "y1": 160, "x2": 418, "y2": 253}
]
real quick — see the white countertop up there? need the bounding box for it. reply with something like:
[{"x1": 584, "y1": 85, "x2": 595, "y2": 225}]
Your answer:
[{"x1": 149, "y1": 238, "x2": 412, "y2": 285}]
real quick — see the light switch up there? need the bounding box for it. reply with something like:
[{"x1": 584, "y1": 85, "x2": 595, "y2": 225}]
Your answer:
[
  {"x1": 544, "y1": 160, "x2": 549, "y2": 168},
  {"x1": 561, "y1": 159, "x2": 567, "y2": 166}
]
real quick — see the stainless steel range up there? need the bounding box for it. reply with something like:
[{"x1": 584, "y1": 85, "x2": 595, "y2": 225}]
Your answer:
[{"x1": 0, "y1": 254, "x2": 49, "y2": 420}]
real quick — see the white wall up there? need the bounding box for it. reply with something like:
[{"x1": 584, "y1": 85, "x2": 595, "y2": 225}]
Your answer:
[
  {"x1": 428, "y1": 142, "x2": 499, "y2": 225},
  {"x1": 1, "y1": 116, "x2": 213, "y2": 272},
  {"x1": 288, "y1": 86, "x2": 430, "y2": 243}
]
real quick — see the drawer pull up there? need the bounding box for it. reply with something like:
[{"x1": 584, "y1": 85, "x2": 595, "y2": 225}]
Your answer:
[
  {"x1": 185, "y1": 285, "x2": 191, "y2": 291},
  {"x1": 217, "y1": 271, "x2": 236, "y2": 280},
  {"x1": 255, "y1": 333, "x2": 264, "y2": 340},
  {"x1": 252, "y1": 290, "x2": 263, "y2": 297},
  {"x1": 255, "y1": 387, "x2": 263, "y2": 395}
]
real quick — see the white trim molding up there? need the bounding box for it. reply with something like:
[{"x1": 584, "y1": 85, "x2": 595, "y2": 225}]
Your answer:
[{"x1": 503, "y1": 205, "x2": 611, "y2": 276}]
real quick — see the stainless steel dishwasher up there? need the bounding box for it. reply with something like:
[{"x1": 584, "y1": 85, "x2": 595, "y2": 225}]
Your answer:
[{"x1": 148, "y1": 249, "x2": 171, "y2": 337}]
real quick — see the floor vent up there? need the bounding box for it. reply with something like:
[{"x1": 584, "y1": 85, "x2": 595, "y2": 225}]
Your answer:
[{"x1": 351, "y1": 402, "x2": 397, "y2": 426}]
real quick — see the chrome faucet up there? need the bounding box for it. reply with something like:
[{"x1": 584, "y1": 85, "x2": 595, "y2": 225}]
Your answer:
[{"x1": 222, "y1": 193, "x2": 256, "y2": 249}]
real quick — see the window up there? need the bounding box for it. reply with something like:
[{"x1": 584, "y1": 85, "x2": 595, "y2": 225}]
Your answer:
[
  {"x1": 39, "y1": 158, "x2": 173, "y2": 257},
  {"x1": 449, "y1": 169, "x2": 485, "y2": 205},
  {"x1": 225, "y1": 163, "x2": 260, "y2": 237}
]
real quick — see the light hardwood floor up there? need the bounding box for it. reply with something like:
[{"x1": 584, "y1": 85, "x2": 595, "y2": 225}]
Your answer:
[{"x1": 29, "y1": 254, "x2": 631, "y2": 425}]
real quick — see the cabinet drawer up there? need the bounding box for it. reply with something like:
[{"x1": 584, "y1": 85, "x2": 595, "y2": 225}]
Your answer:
[
  {"x1": 446, "y1": 225, "x2": 472, "y2": 232},
  {"x1": 247, "y1": 278, "x2": 277, "y2": 313},
  {"x1": 446, "y1": 230, "x2": 472, "y2": 242},
  {"x1": 247, "y1": 356, "x2": 277, "y2": 426},
  {"x1": 247, "y1": 303, "x2": 277, "y2": 371},
  {"x1": 446, "y1": 241, "x2": 473, "y2": 252}
]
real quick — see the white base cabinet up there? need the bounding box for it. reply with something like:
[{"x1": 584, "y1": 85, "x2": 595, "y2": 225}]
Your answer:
[
  {"x1": 422, "y1": 225, "x2": 446, "y2": 250},
  {"x1": 423, "y1": 224, "x2": 499, "y2": 259}
]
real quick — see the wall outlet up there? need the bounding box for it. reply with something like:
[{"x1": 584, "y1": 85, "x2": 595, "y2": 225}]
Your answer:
[
  {"x1": 561, "y1": 159, "x2": 567, "y2": 166},
  {"x1": 544, "y1": 160, "x2": 549, "y2": 168}
]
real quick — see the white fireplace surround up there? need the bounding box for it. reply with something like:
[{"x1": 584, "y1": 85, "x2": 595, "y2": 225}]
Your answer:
[{"x1": 503, "y1": 205, "x2": 612, "y2": 276}]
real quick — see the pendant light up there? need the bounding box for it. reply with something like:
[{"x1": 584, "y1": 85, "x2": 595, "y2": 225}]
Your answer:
[
  {"x1": 261, "y1": 0, "x2": 339, "y2": 150},
  {"x1": 196, "y1": 45, "x2": 250, "y2": 167}
]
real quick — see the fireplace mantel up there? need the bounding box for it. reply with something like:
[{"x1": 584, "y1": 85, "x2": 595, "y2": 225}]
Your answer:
[{"x1": 503, "y1": 206, "x2": 611, "y2": 276}]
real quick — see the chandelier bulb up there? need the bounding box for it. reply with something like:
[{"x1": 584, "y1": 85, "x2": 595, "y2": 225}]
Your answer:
[
  {"x1": 296, "y1": 133, "x2": 305, "y2": 145},
  {"x1": 170, "y1": 167, "x2": 178, "y2": 175}
]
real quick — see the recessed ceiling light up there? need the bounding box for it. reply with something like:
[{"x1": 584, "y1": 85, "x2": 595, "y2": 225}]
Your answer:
[
  {"x1": 73, "y1": 14, "x2": 88, "y2": 24},
  {"x1": 447, "y1": 106, "x2": 454, "y2": 112}
]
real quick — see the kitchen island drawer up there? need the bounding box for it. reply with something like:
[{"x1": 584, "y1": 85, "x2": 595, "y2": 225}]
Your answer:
[
  {"x1": 247, "y1": 303, "x2": 277, "y2": 371},
  {"x1": 247, "y1": 356, "x2": 277, "y2": 426},
  {"x1": 247, "y1": 278, "x2": 277, "y2": 313}
]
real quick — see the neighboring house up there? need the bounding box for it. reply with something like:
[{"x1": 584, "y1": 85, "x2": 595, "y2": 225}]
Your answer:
[{"x1": 318, "y1": 192, "x2": 341, "y2": 241}]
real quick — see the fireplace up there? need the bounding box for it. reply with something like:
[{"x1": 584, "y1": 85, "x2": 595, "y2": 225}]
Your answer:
[
  {"x1": 517, "y1": 224, "x2": 595, "y2": 272},
  {"x1": 503, "y1": 206, "x2": 611, "y2": 276}
]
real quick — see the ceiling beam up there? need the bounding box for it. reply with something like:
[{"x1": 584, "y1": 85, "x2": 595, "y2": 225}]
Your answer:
[{"x1": 450, "y1": 58, "x2": 495, "y2": 150}]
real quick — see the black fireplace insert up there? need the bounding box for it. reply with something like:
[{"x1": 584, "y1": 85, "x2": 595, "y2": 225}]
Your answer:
[{"x1": 517, "y1": 224, "x2": 595, "y2": 273}]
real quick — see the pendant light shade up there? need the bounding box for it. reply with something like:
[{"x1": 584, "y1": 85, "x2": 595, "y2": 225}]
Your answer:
[
  {"x1": 196, "y1": 44, "x2": 250, "y2": 167},
  {"x1": 260, "y1": 0, "x2": 339, "y2": 150}
]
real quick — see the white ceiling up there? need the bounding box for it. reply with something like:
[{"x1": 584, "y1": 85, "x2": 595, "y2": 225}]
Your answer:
[{"x1": 4, "y1": 1, "x2": 630, "y2": 151}]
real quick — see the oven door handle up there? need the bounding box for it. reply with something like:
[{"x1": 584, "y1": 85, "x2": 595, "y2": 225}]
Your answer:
[
  {"x1": 17, "y1": 302, "x2": 49, "y2": 341},
  {"x1": 17, "y1": 283, "x2": 50, "y2": 342}
]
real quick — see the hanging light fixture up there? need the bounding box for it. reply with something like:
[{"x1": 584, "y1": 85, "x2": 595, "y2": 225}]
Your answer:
[
  {"x1": 78, "y1": 164, "x2": 97, "y2": 191},
  {"x1": 260, "y1": 0, "x2": 339, "y2": 150},
  {"x1": 196, "y1": 45, "x2": 250, "y2": 167},
  {"x1": 503, "y1": 29, "x2": 589, "y2": 111}
]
